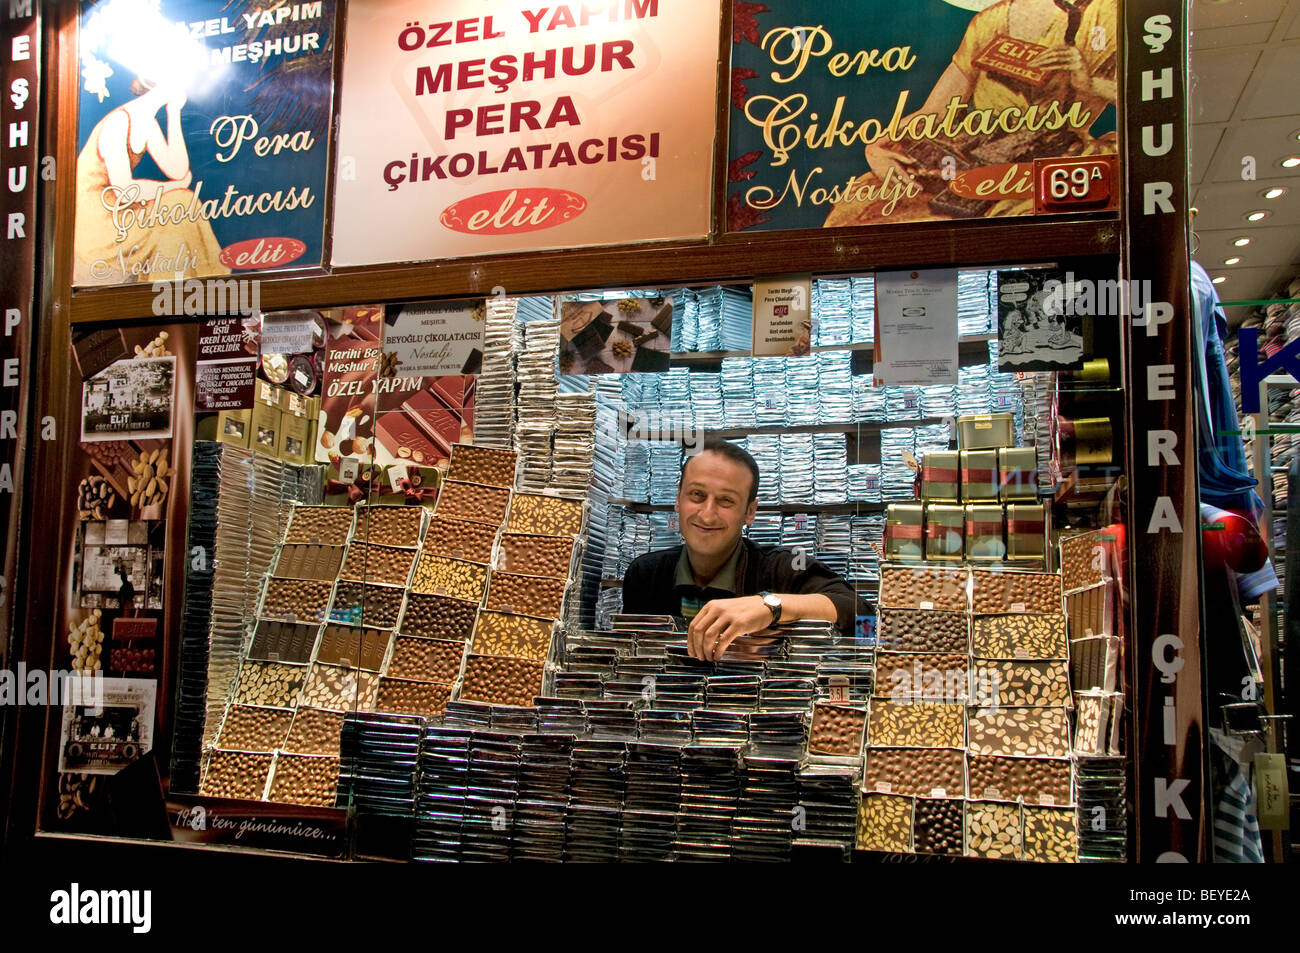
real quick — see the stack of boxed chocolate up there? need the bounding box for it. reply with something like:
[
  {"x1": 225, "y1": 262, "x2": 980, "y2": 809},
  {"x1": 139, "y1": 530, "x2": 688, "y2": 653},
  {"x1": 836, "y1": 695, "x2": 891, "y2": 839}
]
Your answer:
[
  {"x1": 210, "y1": 379, "x2": 321, "y2": 467},
  {"x1": 884, "y1": 412, "x2": 1048, "y2": 569}
]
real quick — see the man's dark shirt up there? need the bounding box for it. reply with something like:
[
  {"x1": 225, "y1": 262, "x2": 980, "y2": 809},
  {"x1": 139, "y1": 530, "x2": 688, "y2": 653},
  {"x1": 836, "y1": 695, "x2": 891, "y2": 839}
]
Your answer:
[{"x1": 621, "y1": 537, "x2": 865, "y2": 635}]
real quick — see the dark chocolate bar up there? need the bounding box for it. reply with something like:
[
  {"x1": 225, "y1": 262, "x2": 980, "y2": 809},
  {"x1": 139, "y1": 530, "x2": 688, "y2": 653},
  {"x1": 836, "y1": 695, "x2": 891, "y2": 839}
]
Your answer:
[
  {"x1": 630, "y1": 347, "x2": 670, "y2": 373},
  {"x1": 617, "y1": 322, "x2": 646, "y2": 337},
  {"x1": 585, "y1": 358, "x2": 615, "y2": 374},
  {"x1": 460, "y1": 348, "x2": 483, "y2": 376},
  {"x1": 650, "y1": 304, "x2": 673, "y2": 336},
  {"x1": 633, "y1": 331, "x2": 659, "y2": 349}
]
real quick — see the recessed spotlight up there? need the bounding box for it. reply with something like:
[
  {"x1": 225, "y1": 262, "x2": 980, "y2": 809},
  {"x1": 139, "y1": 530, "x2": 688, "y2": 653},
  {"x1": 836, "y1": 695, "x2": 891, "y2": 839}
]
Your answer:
[
  {"x1": 1190, "y1": 206, "x2": 1199, "y2": 215},
  {"x1": 1283, "y1": 157, "x2": 1300, "y2": 168},
  {"x1": 1224, "y1": 257, "x2": 1241, "y2": 265},
  {"x1": 1246, "y1": 210, "x2": 1268, "y2": 222},
  {"x1": 1233, "y1": 237, "x2": 1251, "y2": 247},
  {"x1": 1263, "y1": 187, "x2": 1287, "y2": 199},
  {"x1": 1212, "y1": 276, "x2": 1227, "y2": 284}
]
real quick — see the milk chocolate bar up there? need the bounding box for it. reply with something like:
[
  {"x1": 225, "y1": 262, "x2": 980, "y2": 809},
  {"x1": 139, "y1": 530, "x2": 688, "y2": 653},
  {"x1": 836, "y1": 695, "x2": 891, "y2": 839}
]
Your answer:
[
  {"x1": 376, "y1": 413, "x2": 445, "y2": 467},
  {"x1": 650, "y1": 304, "x2": 673, "y2": 336}
]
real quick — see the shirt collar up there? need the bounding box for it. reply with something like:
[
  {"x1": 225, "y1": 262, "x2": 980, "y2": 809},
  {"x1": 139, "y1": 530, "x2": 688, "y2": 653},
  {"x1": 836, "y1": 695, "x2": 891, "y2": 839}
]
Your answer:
[{"x1": 675, "y1": 540, "x2": 744, "y2": 593}]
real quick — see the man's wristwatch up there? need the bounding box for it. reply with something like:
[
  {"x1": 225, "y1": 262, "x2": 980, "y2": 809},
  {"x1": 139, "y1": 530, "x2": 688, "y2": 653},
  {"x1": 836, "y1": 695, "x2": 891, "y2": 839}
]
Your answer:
[{"x1": 760, "y1": 591, "x2": 783, "y2": 626}]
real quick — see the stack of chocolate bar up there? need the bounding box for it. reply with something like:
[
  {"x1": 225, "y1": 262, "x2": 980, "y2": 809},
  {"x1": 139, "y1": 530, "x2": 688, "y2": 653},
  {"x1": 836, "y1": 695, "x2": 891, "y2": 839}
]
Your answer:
[
  {"x1": 474, "y1": 297, "x2": 521, "y2": 451},
  {"x1": 515, "y1": 316, "x2": 560, "y2": 490}
]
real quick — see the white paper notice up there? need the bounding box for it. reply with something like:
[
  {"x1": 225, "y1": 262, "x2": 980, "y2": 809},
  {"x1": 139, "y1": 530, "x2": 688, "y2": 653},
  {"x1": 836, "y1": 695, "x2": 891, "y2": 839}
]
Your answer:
[{"x1": 874, "y1": 269, "x2": 959, "y2": 385}]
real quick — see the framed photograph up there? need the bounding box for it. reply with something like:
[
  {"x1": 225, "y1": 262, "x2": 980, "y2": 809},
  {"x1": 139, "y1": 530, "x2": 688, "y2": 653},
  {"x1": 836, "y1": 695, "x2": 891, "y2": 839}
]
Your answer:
[{"x1": 80, "y1": 356, "x2": 176, "y2": 442}]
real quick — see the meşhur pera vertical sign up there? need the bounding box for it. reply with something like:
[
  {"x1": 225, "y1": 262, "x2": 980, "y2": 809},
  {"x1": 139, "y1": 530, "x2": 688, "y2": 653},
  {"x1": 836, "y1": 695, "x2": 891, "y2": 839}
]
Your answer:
[
  {"x1": 727, "y1": 0, "x2": 1118, "y2": 231},
  {"x1": 73, "y1": 0, "x2": 336, "y2": 286},
  {"x1": 331, "y1": 1, "x2": 721, "y2": 266}
]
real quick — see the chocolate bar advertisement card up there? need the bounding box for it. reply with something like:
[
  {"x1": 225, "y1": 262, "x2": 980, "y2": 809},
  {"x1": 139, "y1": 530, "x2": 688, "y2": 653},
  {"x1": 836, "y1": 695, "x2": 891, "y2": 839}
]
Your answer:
[
  {"x1": 996, "y1": 269, "x2": 1085, "y2": 371},
  {"x1": 727, "y1": 1, "x2": 1119, "y2": 231},
  {"x1": 558, "y1": 298, "x2": 672, "y2": 375},
  {"x1": 315, "y1": 307, "x2": 383, "y2": 463},
  {"x1": 383, "y1": 301, "x2": 485, "y2": 378},
  {"x1": 376, "y1": 375, "x2": 475, "y2": 468}
]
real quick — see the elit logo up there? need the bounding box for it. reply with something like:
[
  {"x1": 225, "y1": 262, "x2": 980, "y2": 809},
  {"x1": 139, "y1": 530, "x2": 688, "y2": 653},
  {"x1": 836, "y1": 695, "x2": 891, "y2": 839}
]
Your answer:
[
  {"x1": 1238, "y1": 328, "x2": 1300, "y2": 413},
  {"x1": 49, "y1": 883, "x2": 151, "y2": 934}
]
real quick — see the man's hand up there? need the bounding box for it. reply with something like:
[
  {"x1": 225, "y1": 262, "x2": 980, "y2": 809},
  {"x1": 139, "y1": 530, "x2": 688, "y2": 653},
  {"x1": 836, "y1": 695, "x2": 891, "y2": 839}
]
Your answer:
[{"x1": 687, "y1": 595, "x2": 773, "y2": 662}]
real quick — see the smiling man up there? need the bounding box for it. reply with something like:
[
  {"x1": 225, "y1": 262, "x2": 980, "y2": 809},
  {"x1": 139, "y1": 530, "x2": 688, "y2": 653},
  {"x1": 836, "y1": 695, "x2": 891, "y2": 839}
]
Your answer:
[{"x1": 621, "y1": 439, "x2": 865, "y2": 661}]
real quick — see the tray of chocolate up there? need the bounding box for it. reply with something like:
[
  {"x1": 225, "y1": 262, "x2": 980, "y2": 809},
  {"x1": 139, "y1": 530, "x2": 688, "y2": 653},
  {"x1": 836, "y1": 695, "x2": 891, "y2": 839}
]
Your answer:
[
  {"x1": 875, "y1": 608, "x2": 970, "y2": 654},
  {"x1": 267, "y1": 753, "x2": 341, "y2": 808},
  {"x1": 506, "y1": 492, "x2": 585, "y2": 537},
  {"x1": 397, "y1": 592, "x2": 479, "y2": 641},
  {"x1": 259, "y1": 578, "x2": 333, "y2": 624},
  {"x1": 1060, "y1": 530, "x2": 1113, "y2": 593},
  {"x1": 284, "y1": 708, "x2": 346, "y2": 756},
  {"x1": 300, "y1": 663, "x2": 381, "y2": 712},
  {"x1": 967, "y1": 707, "x2": 1071, "y2": 758},
  {"x1": 340, "y1": 542, "x2": 418, "y2": 587},
  {"x1": 247, "y1": 620, "x2": 319, "y2": 664},
  {"x1": 967, "y1": 754, "x2": 1073, "y2": 806},
  {"x1": 497, "y1": 533, "x2": 577, "y2": 581},
  {"x1": 970, "y1": 614, "x2": 1068, "y2": 660},
  {"x1": 375, "y1": 377, "x2": 475, "y2": 468},
  {"x1": 200, "y1": 750, "x2": 274, "y2": 801},
  {"x1": 857, "y1": 793, "x2": 914, "y2": 853},
  {"x1": 879, "y1": 564, "x2": 969, "y2": 611},
  {"x1": 458, "y1": 653, "x2": 547, "y2": 708},
  {"x1": 284, "y1": 505, "x2": 355, "y2": 546},
  {"x1": 434, "y1": 480, "x2": 511, "y2": 527},
  {"x1": 862, "y1": 746, "x2": 965, "y2": 799},
  {"x1": 1022, "y1": 805, "x2": 1078, "y2": 863},
  {"x1": 232, "y1": 660, "x2": 308, "y2": 709},
  {"x1": 351, "y1": 504, "x2": 426, "y2": 549},
  {"x1": 314, "y1": 624, "x2": 392, "y2": 672},
  {"x1": 411, "y1": 553, "x2": 489, "y2": 602},
  {"x1": 970, "y1": 569, "x2": 1062, "y2": 615},
  {"x1": 965, "y1": 800, "x2": 1022, "y2": 860},
  {"x1": 216, "y1": 705, "x2": 293, "y2": 753},
  {"x1": 867, "y1": 700, "x2": 966, "y2": 748},
  {"x1": 329, "y1": 581, "x2": 406, "y2": 630},
  {"x1": 272, "y1": 544, "x2": 345, "y2": 582},
  {"x1": 809, "y1": 703, "x2": 868, "y2": 758},
  {"x1": 470, "y1": 610, "x2": 556, "y2": 662},
  {"x1": 874, "y1": 653, "x2": 969, "y2": 702},
  {"x1": 387, "y1": 636, "x2": 467, "y2": 682},
  {"x1": 913, "y1": 797, "x2": 966, "y2": 857},
  {"x1": 376, "y1": 676, "x2": 454, "y2": 718},
  {"x1": 422, "y1": 516, "x2": 499, "y2": 564},
  {"x1": 986, "y1": 660, "x2": 1071, "y2": 707},
  {"x1": 484, "y1": 571, "x2": 567, "y2": 620},
  {"x1": 447, "y1": 443, "x2": 518, "y2": 489}
]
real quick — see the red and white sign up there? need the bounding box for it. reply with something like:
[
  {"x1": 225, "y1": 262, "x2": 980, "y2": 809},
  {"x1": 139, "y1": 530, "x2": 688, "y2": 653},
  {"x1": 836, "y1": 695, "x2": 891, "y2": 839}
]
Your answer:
[{"x1": 331, "y1": 0, "x2": 721, "y2": 265}]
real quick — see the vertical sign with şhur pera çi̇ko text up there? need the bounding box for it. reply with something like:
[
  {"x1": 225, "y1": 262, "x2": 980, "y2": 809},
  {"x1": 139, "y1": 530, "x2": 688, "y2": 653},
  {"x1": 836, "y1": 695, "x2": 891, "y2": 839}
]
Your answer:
[
  {"x1": 330, "y1": 1, "x2": 721, "y2": 266},
  {"x1": 73, "y1": 0, "x2": 337, "y2": 286},
  {"x1": 727, "y1": 0, "x2": 1120, "y2": 232},
  {"x1": 0, "y1": 0, "x2": 37, "y2": 667}
]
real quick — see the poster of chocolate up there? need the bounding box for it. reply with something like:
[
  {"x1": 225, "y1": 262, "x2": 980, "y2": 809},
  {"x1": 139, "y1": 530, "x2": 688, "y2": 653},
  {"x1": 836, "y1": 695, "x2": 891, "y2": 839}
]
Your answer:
[
  {"x1": 558, "y1": 298, "x2": 672, "y2": 375},
  {"x1": 375, "y1": 375, "x2": 475, "y2": 468},
  {"x1": 195, "y1": 319, "x2": 256, "y2": 412},
  {"x1": 996, "y1": 269, "x2": 1085, "y2": 371},
  {"x1": 727, "y1": 1, "x2": 1118, "y2": 232},
  {"x1": 80, "y1": 356, "x2": 176, "y2": 442},
  {"x1": 315, "y1": 308, "x2": 383, "y2": 464},
  {"x1": 58, "y1": 677, "x2": 156, "y2": 775},
  {"x1": 383, "y1": 300, "x2": 485, "y2": 378},
  {"x1": 331, "y1": 0, "x2": 721, "y2": 265},
  {"x1": 73, "y1": 0, "x2": 337, "y2": 286}
]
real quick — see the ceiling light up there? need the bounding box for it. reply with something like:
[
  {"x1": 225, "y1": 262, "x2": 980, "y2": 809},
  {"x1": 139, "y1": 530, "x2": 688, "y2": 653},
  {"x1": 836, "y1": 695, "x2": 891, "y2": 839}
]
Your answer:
[
  {"x1": 1190, "y1": 206, "x2": 1199, "y2": 214},
  {"x1": 1283, "y1": 157, "x2": 1300, "y2": 168},
  {"x1": 1263, "y1": 187, "x2": 1286, "y2": 199},
  {"x1": 1224, "y1": 257, "x2": 1241, "y2": 265},
  {"x1": 1233, "y1": 237, "x2": 1251, "y2": 246},
  {"x1": 1212, "y1": 276, "x2": 1227, "y2": 284},
  {"x1": 1246, "y1": 210, "x2": 1268, "y2": 221}
]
